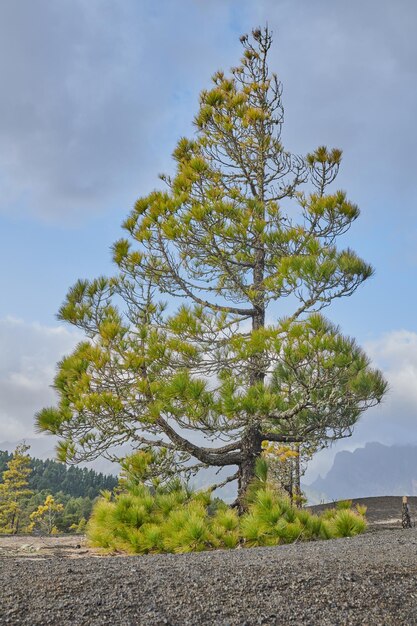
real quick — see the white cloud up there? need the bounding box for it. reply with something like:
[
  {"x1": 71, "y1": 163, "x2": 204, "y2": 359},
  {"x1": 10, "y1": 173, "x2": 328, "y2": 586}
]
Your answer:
[
  {"x1": 305, "y1": 329, "x2": 417, "y2": 481},
  {"x1": 0, "y1": 1, "x2": 239, "y2": 222},
  {"x1": 364, "y1": 330, "x2": 417, "y2": 435},
  {"x1": 0, "y1": 318, "x2": 80, "y2": 441},
  {"x1": 3, "y1": 0, "x2": 417, "y2": 226}
]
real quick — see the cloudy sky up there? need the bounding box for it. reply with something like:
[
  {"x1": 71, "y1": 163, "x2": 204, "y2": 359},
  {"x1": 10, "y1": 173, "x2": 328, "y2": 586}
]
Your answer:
[{"x1": 1, "y1": 0, "x2": 417, "y2": 480}]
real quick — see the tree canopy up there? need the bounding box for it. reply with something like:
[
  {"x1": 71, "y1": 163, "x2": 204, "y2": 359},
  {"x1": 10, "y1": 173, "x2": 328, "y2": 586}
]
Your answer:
[
  {"x1": 0, "y1": 450, "x2": 117, "y2": 499},
  {"x1": 37, "y1": 28, "x2": 386, "y2": 508},
  {"x1": 0, "y1": 444, "x2": 32, "y2": 533}
]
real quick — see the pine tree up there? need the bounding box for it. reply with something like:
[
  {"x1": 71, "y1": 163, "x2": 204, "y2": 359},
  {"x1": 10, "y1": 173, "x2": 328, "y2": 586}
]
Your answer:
[
  {"x1": 0, "y1": 444, "x2": 33, "y2": 533},
  {"x1": 37, "y1": 28, "x2": 386, "y2": 509},
  {"x1": 29, "y1": 494, "x2": 64, "y2": 534}
]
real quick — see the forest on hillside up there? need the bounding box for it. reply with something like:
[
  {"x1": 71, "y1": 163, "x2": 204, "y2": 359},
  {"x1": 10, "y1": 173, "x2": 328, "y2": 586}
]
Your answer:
[
  {"x1": 0, "y1": 448, "x2": 117, "y2": 534},
  {"x1": 0, "y1": 450, "x2": 117, "y2": 499}
]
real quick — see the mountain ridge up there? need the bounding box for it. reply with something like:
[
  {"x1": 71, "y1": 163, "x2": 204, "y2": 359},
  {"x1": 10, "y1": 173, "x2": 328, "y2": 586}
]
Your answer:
[{"x1": 308, "y1": 442, "x2": 417, "y2": 502}]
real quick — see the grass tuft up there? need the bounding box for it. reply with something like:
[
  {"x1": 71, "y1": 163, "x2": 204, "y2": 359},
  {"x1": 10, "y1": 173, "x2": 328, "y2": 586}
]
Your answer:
[
  {"x1": 87, "y1": 483, "x2": 367, "y2": 554},
  {"x1": 326, "y1": 509, "x2": 367, "y2": 538}
]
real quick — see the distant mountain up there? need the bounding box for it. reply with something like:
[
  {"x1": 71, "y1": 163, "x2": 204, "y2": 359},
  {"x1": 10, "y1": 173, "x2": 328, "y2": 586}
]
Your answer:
[{"x1": 308, "y1": 442, "x2": 417, "y2": 502}]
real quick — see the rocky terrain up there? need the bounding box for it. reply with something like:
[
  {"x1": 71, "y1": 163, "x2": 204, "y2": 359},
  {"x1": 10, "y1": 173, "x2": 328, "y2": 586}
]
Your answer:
[{"x1": 0, "y1": 497, "x2": 416, "y2": 625}]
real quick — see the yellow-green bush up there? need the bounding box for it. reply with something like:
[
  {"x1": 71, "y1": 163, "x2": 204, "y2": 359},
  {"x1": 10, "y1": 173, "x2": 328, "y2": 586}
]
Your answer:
[
  {"x1": 325, "y1": 509, "x2": 367, "y2": 538},
  {"x1": 336, "y1": 499, "x2": 353, "y2": 510},
  {"x1": 87, "y1": 482, "x2": 367, "y2": 554}
]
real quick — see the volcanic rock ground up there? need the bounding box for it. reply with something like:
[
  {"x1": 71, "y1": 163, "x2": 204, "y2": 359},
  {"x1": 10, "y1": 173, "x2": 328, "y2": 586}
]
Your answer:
[{"x1": 0, "y1": 497, "x2": 416, "y2": 625}]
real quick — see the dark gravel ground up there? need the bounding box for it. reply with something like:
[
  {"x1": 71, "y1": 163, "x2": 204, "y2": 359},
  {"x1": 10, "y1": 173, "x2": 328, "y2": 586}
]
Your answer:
[{"x1": 1, "y1": 526, "x2": 417, "y2": 625}]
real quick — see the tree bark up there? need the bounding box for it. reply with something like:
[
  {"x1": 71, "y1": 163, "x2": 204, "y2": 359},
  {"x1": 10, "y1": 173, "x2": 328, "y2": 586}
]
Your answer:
[
  {"x1": 237, "y1": 425, "x2": 263, "y2": 513},
  {"x1": 293, "y1": 444, "x2": 301, "y2": 506},
  {"x1": 235, "y1": 157, "x2": 266, "y2": 510}
]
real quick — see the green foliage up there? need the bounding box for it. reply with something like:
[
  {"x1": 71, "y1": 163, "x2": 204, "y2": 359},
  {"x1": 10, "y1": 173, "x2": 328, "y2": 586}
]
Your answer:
[
  {"x1": 336, "y1": 499, "x2": 353, "y2": 510},
  {"x1": 55, "y1": 493, "x2": 95, "y2": 533},
  {"x1": 29, "y1": 494, "x2": 64, "y2": 534},
  {"x1": 355, "y1": 504, "x2": 368, "y2": 517},
  {"x1": 70, "y1": 517, "x2": 87, "y2": 533},
  {"x1": 325, "y1": 509, "x2": 367, "y2": 538},
  {"x1": 0, "y1": 447, "x2": 111, "y2": 534},
  {"x1": 0, "y1": 445, "x2": 33, "y2": 534},
  {"x1": 0, "y1": 450, "x2": 117, "y2": 499},
  {"x1": 87, "y1": 480, "x2": 367, "y2": 554},
  {"x1": 210, "y1": 507, "x2": 240, "y2": 549},
  {"x1": 36, "y1": 27, "x2": 386, "y2": 505},
  {"x1": 0, "y1": 450, "x2": 12, "y2": 476},
  {"x1": 270, "y1": 315, "x2": 386, "y2": 454}
]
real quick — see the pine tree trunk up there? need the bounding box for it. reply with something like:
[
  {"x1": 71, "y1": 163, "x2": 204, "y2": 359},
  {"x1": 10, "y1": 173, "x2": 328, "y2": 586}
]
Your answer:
[
  {"x1": 11, "y1": 511, "x2": 16, "y2": 535},
  {"x1": 293, "y1": 444, "x2": 301, "y2": 506},
  {"x1": 235, "y1": 187, "x2": 266, "y2": 511},
  {"x1": 236, "y1": 311, "x2": 265, "y2": 510},
  {"x1": 237, "y1": 426, "x2": 263, "y2": 513}
]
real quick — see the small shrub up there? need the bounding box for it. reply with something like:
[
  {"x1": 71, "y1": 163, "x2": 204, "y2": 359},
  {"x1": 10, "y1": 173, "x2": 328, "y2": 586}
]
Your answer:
[
  {"x1": 141, "y1": 523, "x2": 164, "y2": 553},
  {"x1": 326, "y1": 509, "x2": 367, "y2": 538},
  {"x1": 240, "y1": 512, "x2": 268, "y2": 546},
  {"x1": 321, "y1": 507, "x2": 338, "y2": 520},
  {"x1": 283, "y1": 520, "x2": 304, "y2": 543},
  {"x1": 211, "y1": 508, "x2": 240, "y2": 549},
  {"x1": 336, "y1": 499, "x2": 353, "y2": 510},
  {"x1": 70, "y1": 517, "x2": 87, "y2": 533},
  {"x1": 355, "y1": 504, "x2": 367, "y2": 517},
  {"x1": 155, "y1": 491, "x2": 185, "y2": 517},
  {"x1": 87, "y1": 499, "x2": 117, "y2": 551},
  {"x1": 162, "y1": 504, "x2": 210, "y2": 553},
  {"x1": 87, "y1": 482, "x2": 367, "y2": 554},
  {"x1": 124, "y1": 528, "x2": 145, "y2": 554},
  {"x1": 318, "y1": 521, "x2": 333, "y2": 540},
  {"x1": 297, "y1": 511, "x2": 323, "y2": 540}
]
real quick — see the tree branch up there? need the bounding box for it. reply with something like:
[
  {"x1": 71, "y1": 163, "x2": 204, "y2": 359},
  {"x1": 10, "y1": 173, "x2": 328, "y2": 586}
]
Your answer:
[{"x1": 156, "y1": 416, "x2": 241, "y2": 465}]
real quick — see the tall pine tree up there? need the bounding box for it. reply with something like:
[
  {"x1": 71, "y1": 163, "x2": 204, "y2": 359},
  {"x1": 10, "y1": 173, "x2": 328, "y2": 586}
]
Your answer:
[
  {"x1": 37, "y1": 28, "x2": 386, "y2": 509},
  {"x1": 0, "y1": 444, "x2": 32, "y2": 533}
]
